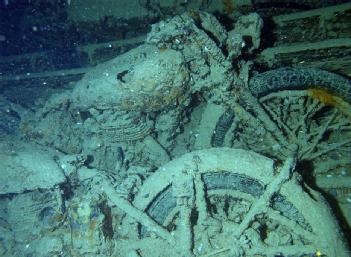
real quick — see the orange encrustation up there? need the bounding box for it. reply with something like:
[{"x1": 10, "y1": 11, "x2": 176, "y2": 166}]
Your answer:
[{"x1": 308, "y1": 87, "x2": 351, "y2": 119}]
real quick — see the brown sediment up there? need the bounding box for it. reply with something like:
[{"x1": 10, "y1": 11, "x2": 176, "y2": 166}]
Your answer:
[{"x1": 223, "y1": 0, "x2": 234, "y2": 14}]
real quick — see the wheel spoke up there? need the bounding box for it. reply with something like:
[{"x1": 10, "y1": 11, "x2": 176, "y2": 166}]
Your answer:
[
  {"x1": 304, "y1": 97, "x2": 325, "y2": 120},
  {"x1": 266, "y1": 209, "x2": 316, "y2": 241},
  {"x1": 199, "y1": 248, "x2": 230, "y2": 257},
  {"x1": 173, "y1": 170, "x2": 196, "y2": 256},
  {"x1": 234, "y1": 154, "x2": 296, "y2": 238},
  {"x1": 193, "y1": 170, "x2": 215, "y2": 255},
  {"x1": 262, "y1": 101, "x2": 295, "y2": 139},
  {"x1": 327, "y1": 122, "x2": 351, "y2": 132},
  {"x1": 195, "y1": 173, "x2": 209, "y2": 224},
  {"x1": 259, "y1": 90, "x2": 307, "y2": 102},
  {"x1": 308, "y1": 139, "x2": 351, "y2": 160},
  {"x1": 247, "y1": 244, "x2": 317, "y2": 256},
  {"x1": 294, "y1": 98, "x2": 323, "y2": 140},
  {"x1": 233, "y1": 105, "x2": 286, "y2": 156},
  {"x1": 258, "y1": 89, "x2": 350, "y2": 168},
  {"x1": 300, "y1": 109, "x2": 338, "y2": 159},
  {"x1": 315, "y1": 158, "x2": 351, "y2": 174},
  {"x1": 241, "y1": 90, "x2": 287, "y2": 147},
  {"x1": 101, "y1": 179, "x2": 176, "y2": 245},
  {"x1": 308, "y1": 122, "x2": 351, "y2": 137}
]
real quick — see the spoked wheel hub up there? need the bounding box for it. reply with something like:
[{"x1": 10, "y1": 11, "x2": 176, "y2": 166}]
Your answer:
[{"x1": 102, "y1": 148, "x2": 349, "y2": 257}]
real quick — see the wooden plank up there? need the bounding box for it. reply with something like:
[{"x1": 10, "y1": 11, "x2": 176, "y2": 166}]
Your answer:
[
  {"x1": 316, "y1": 176, "x2": 351, "y2": 189},
  {"x1": 271, "y1": 3, "x2": 351, "y2": 46},
  {"x1": 259, "y1": 38, "x2": 351, "y2": 63},
  {"x1": 257, "y1": 38, "x2": 351, "y2": 77},
  {"x1": 78, "y1": 35, "x2": 145, "y2": 64},
  {"x1": 0, "y1": 36, "x2": 145, "y2": 65},
  {"x1": 0, "y1": 67, "x2": 92, "y2": 82},
  {"x1": 0, "y1": 36, "x2": 145, "y2": 76},
  {"x1": 273, "y1": 2, "x2": 351, "y2": 22}
]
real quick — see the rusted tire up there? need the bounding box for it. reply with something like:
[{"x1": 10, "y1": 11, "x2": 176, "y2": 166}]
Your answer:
[{"x1": 248, "y1": 67, "x2": 351, "y2": 102}]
